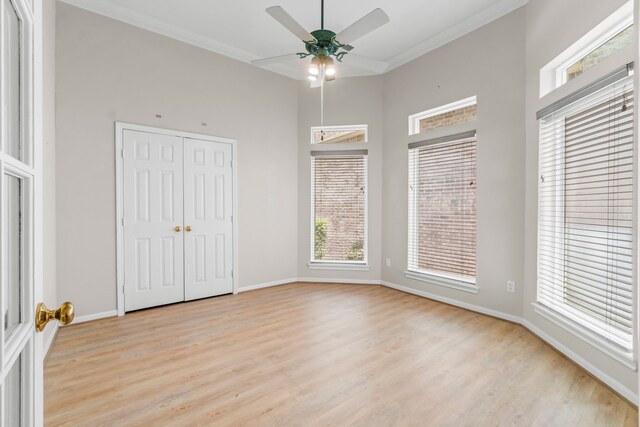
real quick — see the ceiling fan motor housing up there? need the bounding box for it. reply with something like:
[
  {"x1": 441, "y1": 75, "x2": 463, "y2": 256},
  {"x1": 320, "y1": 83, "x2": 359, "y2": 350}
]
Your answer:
[{"x1": 304, "y1": 29, "x2": 346, "y2": 60}]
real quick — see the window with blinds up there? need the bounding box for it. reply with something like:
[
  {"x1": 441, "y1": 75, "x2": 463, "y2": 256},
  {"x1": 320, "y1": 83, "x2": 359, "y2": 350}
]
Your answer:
[
  {"x1": 537, "y1": 73, "x2": 634, "y2": 355},
  {"x1": 408, "y1": 132, "x2": 477, "y2": 286},
  {"x1": 311, "y1": 150, "x2": 367, "y2": 264}
]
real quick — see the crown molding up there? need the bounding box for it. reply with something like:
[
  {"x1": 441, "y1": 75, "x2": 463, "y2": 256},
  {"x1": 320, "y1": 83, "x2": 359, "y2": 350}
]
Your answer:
[
  {"x1": 385, "y1": 0, "x2": 529, "y2": 71},
  {"x1": 60, "y1": 0, "x2": 528, "y2": 80}
]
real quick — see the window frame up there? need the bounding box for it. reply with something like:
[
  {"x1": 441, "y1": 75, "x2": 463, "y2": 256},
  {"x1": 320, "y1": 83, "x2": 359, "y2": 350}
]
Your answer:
[
  {"x1": 408, "y1": 96, "x2": 477, "y2": 136},
  {"x1": 405, "y1": 131, "x2": 479, "y2": 293},
  {"x1": 535, "y1": 70, "x2": 636, "y2": 367},
  {"x1": 557, "y1": 21, "x2": 633, "y2": 87},
  {"x1": 309, "y1": 150, "x2": 369, "y2": 270},
  {"x1": 539, "y1": 1, "x2": 633, "y2": 97},
  {"x1": 2, "y1": 0, "x2": 34, "y2": 167},
  {"x1": 309, "y1": 124, "x2": 368, "y2": 145}
]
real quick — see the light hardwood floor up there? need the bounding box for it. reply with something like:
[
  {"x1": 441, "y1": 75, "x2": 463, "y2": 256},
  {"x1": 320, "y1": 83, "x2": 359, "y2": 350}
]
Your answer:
[{"x1": 45, "y1": 283, "x2": 637, "y2": 426}]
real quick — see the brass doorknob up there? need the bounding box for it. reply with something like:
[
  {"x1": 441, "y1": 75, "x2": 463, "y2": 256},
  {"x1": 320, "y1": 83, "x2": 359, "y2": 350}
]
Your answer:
[
  {"x1": 186, "y1": 226, "x2": 192, "y2": 232},
  {"x1": 175, "y1": 226, "x2": 182, "y2": 232},
  {"x1": 35, "y1": 302, "x2": 75, "y2": 332}
]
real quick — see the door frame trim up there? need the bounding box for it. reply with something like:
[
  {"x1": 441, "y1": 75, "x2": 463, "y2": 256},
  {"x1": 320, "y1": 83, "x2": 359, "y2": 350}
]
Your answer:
[{"x1": 114, "y1": 122, "x2": 239, "y2": 316}]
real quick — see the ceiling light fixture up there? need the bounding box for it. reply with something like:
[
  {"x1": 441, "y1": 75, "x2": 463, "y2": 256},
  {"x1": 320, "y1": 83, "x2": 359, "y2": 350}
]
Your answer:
[
  {"x1": 324, "y1": 57, "x2": 335, "y2": 76},
  {"x1": 307, "y1": 56, "x2": 336, "y2": 83},
  {"x1": 253, "y1": 0, "x2": 390, "y2": 87},
  {"x1": 309, "y1": 56, "x2": 321, "y2": 75}
]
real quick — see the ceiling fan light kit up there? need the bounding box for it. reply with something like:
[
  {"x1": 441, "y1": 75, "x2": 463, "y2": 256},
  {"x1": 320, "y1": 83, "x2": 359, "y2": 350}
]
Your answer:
[
  {"x1": 253, "y1": 0, "x2": 390, "y2": 87},
  {"x1": 307, "y1": 56, "x2": 335, "y2": 82},
  {"x1": 309, "y1": 56, "x2": 321, "y2": 75}
]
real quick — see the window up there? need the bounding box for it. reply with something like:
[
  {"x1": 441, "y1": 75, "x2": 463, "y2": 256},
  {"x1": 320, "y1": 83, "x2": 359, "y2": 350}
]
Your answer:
[
  {"x1": 540, "y1": 1, "x2": 633, "y2": 96},
  {"x1": 311, "y1": 150, "x2": 367, "y2": 266},
  {"x1": 566, "y1": 25, "x2": 633, "y2": 82},
  {"x1": 408, "y1": 96, "x2": 477, "y2": 136},
  {"x1": 407, "y1": 132, "x2": 477, "y2": 292},
  {"x1": 311, "y1": 125, "x2": 367, "y2": 144},
  {"x1": 537, "y1": 70, "x2": 634, "y2": 360}
]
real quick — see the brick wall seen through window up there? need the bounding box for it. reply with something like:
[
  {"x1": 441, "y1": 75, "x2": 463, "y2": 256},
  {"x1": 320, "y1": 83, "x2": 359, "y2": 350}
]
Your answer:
[
  {"x1": 419, "y1": 104, "x2": 478, "y2": 133},
  {"x1": 567, "y1": 25, "x2": 633, "y2": 81},
  {"x1": 313, "y1": 155, "x2": 366, "y2": 262},
  {"x1": 409, "y1": 139, "x2": 477, "y2": 280}
]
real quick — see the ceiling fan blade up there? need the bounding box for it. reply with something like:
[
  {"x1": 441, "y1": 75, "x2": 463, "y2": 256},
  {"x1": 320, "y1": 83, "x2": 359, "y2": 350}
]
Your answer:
[
  {"x1": 335, "y1": 8, "x2": 389, "y2": 45},
  {"x1": 266, "y1": 6, "x2": 315, "y2": 42},
  {"x1": 251, "y1": 53, "x2": 300, "y2": 66},
  {"x1": 343, "y1": 53, "x2": 389, "y2": 73}
]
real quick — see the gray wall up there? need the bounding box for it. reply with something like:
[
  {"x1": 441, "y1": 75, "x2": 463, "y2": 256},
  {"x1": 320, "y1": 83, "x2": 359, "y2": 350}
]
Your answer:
[
  {"x1": 43, "y1": 0, "x2": 57, "y2": 351},
  {"x1": 523, "y1": 0, "x2": 636, "y2": 396},
  {"x1": 380, "y1": 8, "x2": 527, "y2": 318},
  {"x1": 55, "y1": 3, "x2": 299, "y2": 316},
  {"x1": 297, "y1": 77, "x2": 383, "y2": 282}
]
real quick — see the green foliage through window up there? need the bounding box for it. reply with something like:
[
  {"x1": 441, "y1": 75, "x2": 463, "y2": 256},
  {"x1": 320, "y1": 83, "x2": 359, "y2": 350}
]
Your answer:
[
  {"x1": 314, "y1": 218, "x2": 328, "y2": 260},
  {"x1": 346, "y1": 241, "x2": 364, "y2": 261}
]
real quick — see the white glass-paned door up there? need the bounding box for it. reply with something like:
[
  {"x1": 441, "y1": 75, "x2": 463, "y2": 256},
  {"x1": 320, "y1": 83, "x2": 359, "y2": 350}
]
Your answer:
[{"x1": 1, "y1": 0, "x2": 37, "y2": 425}]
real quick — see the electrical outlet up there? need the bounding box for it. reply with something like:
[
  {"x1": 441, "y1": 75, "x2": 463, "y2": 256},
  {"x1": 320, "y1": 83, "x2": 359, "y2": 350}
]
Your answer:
[
  {"x1": 385, "y1": 258, "x2": 391, "y2": 267},
  {"x1": 507, "y1": 280, "x2": 516, "y2": 293}
]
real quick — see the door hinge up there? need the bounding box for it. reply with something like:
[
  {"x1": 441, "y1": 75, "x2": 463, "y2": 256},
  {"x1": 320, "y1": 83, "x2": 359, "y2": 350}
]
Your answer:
[
  {"x1": 121, "y1": 218, "x2": 125, "y2": 227},
  {"x1": 230, "y1": 215, "x2": 233, "y2": 222},
  {"x1": 231, "y1": 270, "x2": 234, "y2": 278},
  {"x1": 121, "y1": 149, "x2": 124, "y2": 158}
]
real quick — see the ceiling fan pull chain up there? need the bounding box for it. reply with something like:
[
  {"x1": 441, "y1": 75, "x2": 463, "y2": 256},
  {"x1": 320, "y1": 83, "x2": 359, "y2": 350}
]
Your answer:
[{"x1": 321, "y1": 83, "x2": 325, "y2": 131}]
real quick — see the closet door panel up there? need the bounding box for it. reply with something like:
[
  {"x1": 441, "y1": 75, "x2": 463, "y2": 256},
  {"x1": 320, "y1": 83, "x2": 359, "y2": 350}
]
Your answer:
[
  {"x1": 123, "y1": 130, "x2": 185, "y2": 311},
  {"x1": 183, "y1": 139, "x2": 233, "y2": 300}
]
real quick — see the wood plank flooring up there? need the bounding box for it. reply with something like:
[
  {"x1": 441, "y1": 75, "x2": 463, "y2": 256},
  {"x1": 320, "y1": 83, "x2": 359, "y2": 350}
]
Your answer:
[{"x1": 45, "y1": 283, "x2": 638, "y2": 426}]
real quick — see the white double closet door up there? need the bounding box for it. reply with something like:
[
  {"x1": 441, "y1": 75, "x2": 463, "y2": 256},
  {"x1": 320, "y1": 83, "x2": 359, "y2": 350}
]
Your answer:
[{"x1": 123, "y1": 130, "x2": 233, "y2": 311}]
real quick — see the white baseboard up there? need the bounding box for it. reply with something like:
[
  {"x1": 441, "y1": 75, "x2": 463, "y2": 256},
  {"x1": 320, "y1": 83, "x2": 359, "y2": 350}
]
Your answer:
[
  {"x1": 521, "y1": 319, "x2": 638, "y2": 406},
  {"x1": 381, "y1": 280, "x2": 521, "y2": 323},
  {"x1": 43, "y1": 323, "x2": 59, "y2": 359},
  {"x1": 298, "y1": 277, "x2": 381, "y2": 285},
  {"x1": 72, "y1": 310, "x2": 119, "y2": 324},
  {"x1": 381, "y1": 280, "x2": 638, "y2": 406},
  {"x1": 237, "y1": 278, "x2": 298, "y2": 293}
]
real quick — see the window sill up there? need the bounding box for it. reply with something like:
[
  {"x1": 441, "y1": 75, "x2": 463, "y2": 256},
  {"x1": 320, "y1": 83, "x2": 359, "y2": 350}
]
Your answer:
[
  {"x1": 308, "y1": 262, "x2": 369, "y2": 271},
  {"x1": 404, "y1": 270, "x2": 478, "y2": 294},
  {"x1": 532, "y1": 303, "x2": 636, "y2": 370}
]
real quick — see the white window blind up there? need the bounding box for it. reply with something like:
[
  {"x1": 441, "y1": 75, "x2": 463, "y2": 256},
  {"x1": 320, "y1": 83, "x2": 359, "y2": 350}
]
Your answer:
[
  {"x1": 408, "y1": 133, "x2": 477, "y2": 284},
  {"x1": 537, "y1": 74, "x2": 634, "y2": 354},
  {"x1": 311, "y1": 151, "x2": 367, "y2": 263}
]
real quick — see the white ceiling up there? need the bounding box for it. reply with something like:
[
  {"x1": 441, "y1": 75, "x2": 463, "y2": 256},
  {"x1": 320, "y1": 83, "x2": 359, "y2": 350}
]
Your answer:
[{"x1": 60, "y1": 0, "x2": 528, "y2": 79}]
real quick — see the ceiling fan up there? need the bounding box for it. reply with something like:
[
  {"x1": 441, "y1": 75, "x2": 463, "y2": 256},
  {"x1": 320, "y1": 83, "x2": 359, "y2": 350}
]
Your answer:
[{"x1": 252, "y1": 0, "x2": 390, "y2": 87}]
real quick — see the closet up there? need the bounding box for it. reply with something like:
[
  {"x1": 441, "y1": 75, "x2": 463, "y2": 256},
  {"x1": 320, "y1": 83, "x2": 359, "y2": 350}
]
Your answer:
[{"x1": 120, "y1": 128, "x2": 234, "y2": 311}]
